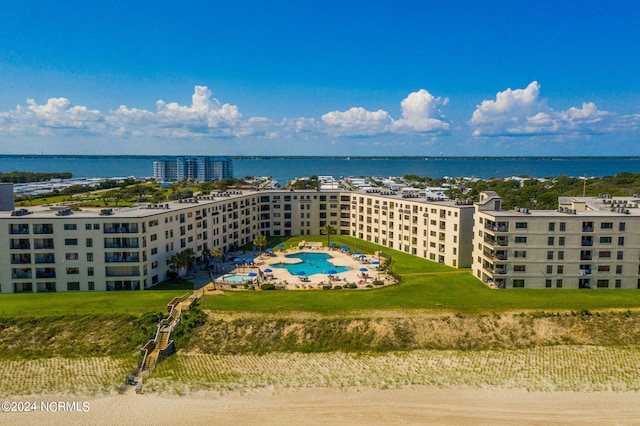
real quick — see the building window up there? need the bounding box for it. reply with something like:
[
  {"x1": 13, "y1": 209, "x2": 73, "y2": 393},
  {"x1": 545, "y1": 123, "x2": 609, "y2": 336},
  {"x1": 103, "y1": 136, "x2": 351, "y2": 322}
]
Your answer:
[
  {"x1": 557, "y1": 265, "x2": 564, "y2": 274},
  {"x1": 514, "y1": 265, "x2": 526, "y2": 272},
  {"x1": 65, "y1": 238, "x2": 78, "y2": 246},
  {"x1": 548, "y1": 237, "x2": 554, "y2": 246},
  {"x1": 558, "y1": 237, "x2": 565, "y2": 246},
  {"x1": 87, "y1": 267, "x2": 94, "y2": 276},
  {"x1": 599, "y1": 236, "x2": 612, "y2": 244},
  {"x1": 86, "y1": 238, "x2": 93, "y2": 248},
  {"x1": 515, "y1": 236, "x2": 527, "y2": 243},
  {"x1": 545, "y1": 279, "x2": 552, "y2": 288},
  {"x1": 546, "y1": 265, "x2": 553, "y2": 274},
  {"x1": 556, "y1": 279, "x2": 563, "y2": 288},
  {"x1": 65, "y1": 253, "x2": 78, "y2": 261},
  {"x1": 85, "y1": 224, "x2": 92, "y2": 230},
  {"x1": 601, "y1": 222, "x2": 613, "y2": 229},
  {"x1": 93, "y1": 224, "x2": 100, "y2": 230},
  {"x1": 597, "y1": 280, "x2": 609, "y2": 288},
  {"x1": 616, "y1": 279, "x2": 622, "y2": 288},
  {"x1": 67, "y1": 282, "x2": 80, "y2": 291},
  {"x1": 66, "y1": 267, "x2": 80, "y2": 275},
  {"x1": 617, "y1": 251, "x2": 624, "y2": 260},
  {"x1": 88, "y1": 282, "x2": 95, "y2": 291},
  {"x1": 559, "y1": 222, "x2": 566, "y2": 231},
  {"x1": 87, "y1": 253, "x2": 93, "y2": 262},
  {"x1": 513, "y1": 279, "x2": 525, "y2": 288},
  {"x1": 514, "y1": 250, "x2": 527, "y2": 258},
  {"x1": 547, "y1": 251, "x2": 554, "y2": 260},
  {"x1": 515, "y1": 222, "x2": 528, "y2": 229},
  {"x1": 616, "y1": 265, "x2": 623, "y2": 274},
  {"x1": 64, "y1": 224, "x2": 77, "y2": 230},
  {"x1": 618, "y1": 237, "x2": 625, "y2": 246},
  {"x1": 558, "y1": 251, "x2": 564, "y2": 260},
  {"x1": 548, "y1": 222, "x2": 555, "y2": 231},
  {"x1": 599, "y1": 251, "x2": 611, "y2": 258},
  {"x1": 619, "y1": 222, "x2": 626, "y2": 231}
]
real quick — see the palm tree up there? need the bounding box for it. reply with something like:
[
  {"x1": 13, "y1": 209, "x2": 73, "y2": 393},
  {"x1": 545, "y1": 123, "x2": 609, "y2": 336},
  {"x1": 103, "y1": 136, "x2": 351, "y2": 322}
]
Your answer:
[
  {"x1": 321, "y1": 224, "x2": 336, "y2": 248},
  {"x1": 209, "y1": 248, "x2": 223, "y2": 273},
  {"x1": 253, "y1": 235, "x2": 267, "y2": 253}
]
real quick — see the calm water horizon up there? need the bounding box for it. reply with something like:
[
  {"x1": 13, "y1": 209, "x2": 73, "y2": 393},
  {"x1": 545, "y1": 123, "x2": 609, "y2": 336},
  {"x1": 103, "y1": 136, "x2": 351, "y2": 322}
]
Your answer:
[{"x1": 2, "y1": 155, "x2": 640, "y2": 185}]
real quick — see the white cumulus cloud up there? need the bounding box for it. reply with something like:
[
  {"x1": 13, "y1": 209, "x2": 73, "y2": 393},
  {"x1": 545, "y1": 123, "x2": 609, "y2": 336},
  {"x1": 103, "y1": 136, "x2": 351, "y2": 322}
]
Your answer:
[
  {"x1": 470, "y1": 81, "x2": 614, "y2": 137},
  {"x1": 321, "y1": 89, "x2": 449, "y2": 137}
]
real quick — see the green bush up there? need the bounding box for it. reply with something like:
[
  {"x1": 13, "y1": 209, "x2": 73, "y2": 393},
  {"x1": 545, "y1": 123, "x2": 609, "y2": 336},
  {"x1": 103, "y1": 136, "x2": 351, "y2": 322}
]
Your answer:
[
  {"x1": 333, "y1": 285, "x2": 342, "y2": 290},
  {"x1": 260, "y1": 283, "x2": 276, "y2": 291}
]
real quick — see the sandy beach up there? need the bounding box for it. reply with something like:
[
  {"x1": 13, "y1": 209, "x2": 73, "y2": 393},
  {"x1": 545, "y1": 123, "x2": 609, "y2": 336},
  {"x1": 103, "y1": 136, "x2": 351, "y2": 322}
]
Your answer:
[{"x1": 6, "y1": 386, "x2": 640, "y2": 425}]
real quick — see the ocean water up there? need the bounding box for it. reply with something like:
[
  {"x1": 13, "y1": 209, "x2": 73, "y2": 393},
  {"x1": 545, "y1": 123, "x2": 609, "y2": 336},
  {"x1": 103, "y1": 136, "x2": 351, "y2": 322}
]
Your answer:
[{"x1": 1, "y1": 155, "x2": 640, "y2": 184}]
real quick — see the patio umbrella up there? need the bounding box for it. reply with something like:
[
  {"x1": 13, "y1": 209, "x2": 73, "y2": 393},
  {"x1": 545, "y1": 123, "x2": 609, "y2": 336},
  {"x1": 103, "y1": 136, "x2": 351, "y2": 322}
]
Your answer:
[
  {"x1": 358, "y1": 254, "x2": 366, "y2": 258},
  {"x1": 329, "y1": 242, "x2": 336, "y2": 246},
  {"x1": 371, "y1": 261, "x2": 380, "y2": 265},
  {"x1": 266, "y1": 248, "x2": 273, "y2": 252},
  {"x1": 245, "y1": 258, "x2": 253, "y2": 263},
  {"x1": 327, "y1": 269, "x2": 337, "y2": 275},
  {"x1": 277, "y1": 243, "x2": 284, "y2": 247},
  {"x1": 359, "y1": 267, "x2": 368, "y2": 272},
  {"x1": 342, "y1": 246, "x2": 350, "y2": 251},
  {"x1": 234, "y1": 258, "x2": 242, "y2": 263},
  {"x1": 263, "y1": 268, "x2": 273, "y2": 273},
  {"x1": 248, "y1": 272, "x2": 257, "y2": 277},
  {"x1": 353, "y1": 251, "x2": 360, "y2": 255}
]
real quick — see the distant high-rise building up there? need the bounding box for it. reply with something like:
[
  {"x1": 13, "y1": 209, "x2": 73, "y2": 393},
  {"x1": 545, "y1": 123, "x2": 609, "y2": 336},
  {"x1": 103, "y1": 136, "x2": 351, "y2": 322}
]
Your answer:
[{"x1": 153, "y1": 157, "x2": 233, "y2": 182}]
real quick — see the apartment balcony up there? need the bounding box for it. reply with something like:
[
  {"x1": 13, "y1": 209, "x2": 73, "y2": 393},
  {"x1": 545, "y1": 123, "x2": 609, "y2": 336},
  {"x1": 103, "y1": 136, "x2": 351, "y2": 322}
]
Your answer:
[
  {"x1": 105, "y1": 266, "x2": 141, "y2": 277},
  {"x1": 104, "y1": 224, "x2": 139, "y2": 234},
  {"x1": 104, "y1": 238, "x2": 139, "y2": 249},
  {"x1": 33, "y1": 225, "x2": 54, "y2": 234},
  {"x1": 10, "y1": 239, "x2": 30, "y2": 250},
  {"x1": 35, "y1": 268, "x2": 56, "y2": 279},
  {"x1": 11, "y1": 268, "x2": 32, "y2": 279},
  {"x1": 105, "y1": 252, "x2": 140, "y2": 263},
  {"x1": 11, "y1": 254, "x2": 31, "y2": 264},
  {"x1": 34, "y1": 254, "x2": 55, "y2": 264},
  {"x1": 9, "y1": 225, "x2": 29, "y2": 234}
]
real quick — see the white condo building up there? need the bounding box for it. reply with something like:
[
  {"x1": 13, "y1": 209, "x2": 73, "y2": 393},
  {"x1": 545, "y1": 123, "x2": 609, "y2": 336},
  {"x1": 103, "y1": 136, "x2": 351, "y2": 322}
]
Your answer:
[
  {"x1": 473, "y1": 191, "x2": 640, "y2": 289},
  {"x1": 3, "y1": 185, "x2": 640, "y2": 294},
  {"x1": 0, "y1": 188, "x2": 474, "y2": 293}
]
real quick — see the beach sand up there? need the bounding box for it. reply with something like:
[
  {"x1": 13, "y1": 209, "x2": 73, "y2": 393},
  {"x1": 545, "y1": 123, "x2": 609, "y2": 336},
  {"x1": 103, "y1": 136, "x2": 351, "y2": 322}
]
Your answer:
[{"x1": 6, "y1": 386, "x2": 640, "y2": 425}]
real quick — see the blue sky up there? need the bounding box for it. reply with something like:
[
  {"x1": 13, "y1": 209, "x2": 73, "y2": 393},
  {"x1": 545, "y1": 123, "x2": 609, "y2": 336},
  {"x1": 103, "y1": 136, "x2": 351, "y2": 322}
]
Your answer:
[{"x1": 0, "y1": 0, "x2": 639, "y2": 156}]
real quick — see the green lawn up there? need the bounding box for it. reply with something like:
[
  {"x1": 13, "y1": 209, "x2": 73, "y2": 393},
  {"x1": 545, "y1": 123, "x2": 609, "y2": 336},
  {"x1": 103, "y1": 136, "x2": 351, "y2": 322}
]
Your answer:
[
  {"x1": 0, "y1": 289, "x2": 190, "y2": 316},
  {"x1": 213, "y1": 235, "x2": 640, "y2": 313}
]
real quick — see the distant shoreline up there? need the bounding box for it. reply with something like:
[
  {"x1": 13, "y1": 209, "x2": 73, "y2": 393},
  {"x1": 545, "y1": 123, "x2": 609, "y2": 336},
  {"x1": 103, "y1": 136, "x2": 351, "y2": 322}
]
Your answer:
[{"x1": 2, "y1": 154, "x2": 640, "y2": 160}]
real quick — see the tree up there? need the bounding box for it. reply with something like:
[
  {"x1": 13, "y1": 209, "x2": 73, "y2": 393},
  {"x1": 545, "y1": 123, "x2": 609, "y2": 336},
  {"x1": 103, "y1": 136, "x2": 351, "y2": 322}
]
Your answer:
[
  {"x1": 321, "y1": 224, "x2": 336, "y2": 248},
  {"x1": 253, "y1": 235, "x2": 267, "y2": 252}
]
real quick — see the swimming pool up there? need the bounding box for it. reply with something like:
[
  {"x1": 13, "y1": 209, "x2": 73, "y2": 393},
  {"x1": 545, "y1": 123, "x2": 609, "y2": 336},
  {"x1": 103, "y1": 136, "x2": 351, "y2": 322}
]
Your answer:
[
  {"x1": 221, "y1": 274, "x2": 252, "y2": 282},
  {"x1": 273, "y1": 252, "x2": 351, "y2": 276}
]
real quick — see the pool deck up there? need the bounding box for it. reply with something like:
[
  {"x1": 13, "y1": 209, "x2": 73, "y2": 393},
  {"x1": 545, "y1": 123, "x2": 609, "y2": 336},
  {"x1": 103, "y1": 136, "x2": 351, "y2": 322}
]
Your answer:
[{"x1": 207, "y1": 247, "x2": 393, "y2": 291}]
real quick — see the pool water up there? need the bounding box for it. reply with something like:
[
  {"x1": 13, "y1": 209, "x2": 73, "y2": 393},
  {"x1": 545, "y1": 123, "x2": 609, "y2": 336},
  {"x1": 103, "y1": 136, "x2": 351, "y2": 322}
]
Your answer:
[
  {"x1": 273, "y1": 252, "x2": 351, "y2": 276},
  {"x1": 222, "y1": 274, "x2": 251, "y2": 282}
]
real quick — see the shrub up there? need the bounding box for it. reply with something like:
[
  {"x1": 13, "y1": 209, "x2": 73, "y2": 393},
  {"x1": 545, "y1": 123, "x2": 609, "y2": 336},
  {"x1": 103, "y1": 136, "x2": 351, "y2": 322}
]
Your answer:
[
  {"x1": 348, "y1": 283, "x2": 357, "y2": 289},
  {"x1": 260, "y1": 283, "x2": 276, "y2": 291},
  {"x1": 333, "y1": 285, "x2": 342, "y2": 290},
  {"x1": 373, "y1": 279, "x2": 384, "y2": 286}
]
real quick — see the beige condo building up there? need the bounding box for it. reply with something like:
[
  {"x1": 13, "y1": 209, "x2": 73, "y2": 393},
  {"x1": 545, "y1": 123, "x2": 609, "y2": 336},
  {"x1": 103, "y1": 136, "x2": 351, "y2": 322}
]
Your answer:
[
  {"x1": 0, "y1": 188, "x2": 475, "y2": 294},
  {"x1": 473, "y1": 191, "x2": 640, "y2": 289}
]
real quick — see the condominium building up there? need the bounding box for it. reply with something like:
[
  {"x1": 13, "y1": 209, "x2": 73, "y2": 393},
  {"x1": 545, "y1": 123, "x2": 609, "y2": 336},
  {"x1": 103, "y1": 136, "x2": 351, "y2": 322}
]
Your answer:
[
  {"x1": 152, "y1": 156, "x2": 233, "y2": 182},
  {"x1": 0, "y1": 187, "x2": 474, "y2": 293},
  {"x1": 473, "y1": 191, "x2": 640, "y2": 289},
  {"x1": 348, "y1": 191, "x2": 475, "y2": 268}
]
